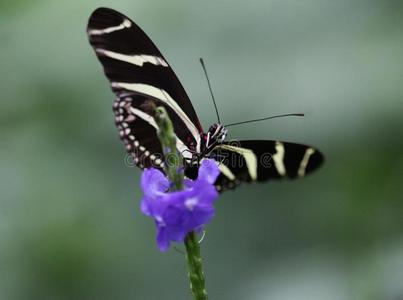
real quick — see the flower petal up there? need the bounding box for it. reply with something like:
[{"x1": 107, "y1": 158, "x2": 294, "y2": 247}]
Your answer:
[
  {"x1": 140, "y1": 196, "x2": 151, "y2": 216},
  {"x1": 184, "y1": 208, "x2": 215, "y2": 230},
  {"x1": 141, "y1": 168, "x2": 169, "y2": 197},
  {"x1": 156, "y1": 221, "x2": 188, "y2": 251},
  {"x1": 156, "y1": 226, "x2": 170, "y2": 251},
  {"x1": 162, "y1": 202, "x2": 187, "y2": 225},
  {"x1": 198, "y1": 159, "x2": 220, "y2": 184},
  {"x1": 191, "y1": 179, "x2": 219, "y2": 206},
  {"x1": 183, "y1": 178, "x2": 194, "y2": 189}
]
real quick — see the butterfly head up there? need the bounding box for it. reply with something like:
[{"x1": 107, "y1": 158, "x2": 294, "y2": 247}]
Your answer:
[{"x1": 203, "y1": 123, "x2": 227, "y2": 151}]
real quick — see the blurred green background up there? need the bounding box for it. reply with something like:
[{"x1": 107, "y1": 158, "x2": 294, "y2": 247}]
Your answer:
[{"x1": 1, "y1": 0, "x2": 403, "y2": 299}]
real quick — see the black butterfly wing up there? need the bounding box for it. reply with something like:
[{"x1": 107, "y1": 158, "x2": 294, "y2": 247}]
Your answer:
[
  {"x1": 87, "y1": 7, "x2": 203, "y2": 168},
  {"x1": 202, "y1": 140, "x2": 324, "y2": 191}
]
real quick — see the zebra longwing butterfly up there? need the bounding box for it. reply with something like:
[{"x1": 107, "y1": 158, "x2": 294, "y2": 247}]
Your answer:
[{"x1": 87, "y1": 7, "x2": 324, "y2": 191}]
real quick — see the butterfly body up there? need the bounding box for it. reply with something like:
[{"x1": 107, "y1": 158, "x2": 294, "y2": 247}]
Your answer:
[{"x1": 88, "y1": 7, "x2": 324, "y2": 191}]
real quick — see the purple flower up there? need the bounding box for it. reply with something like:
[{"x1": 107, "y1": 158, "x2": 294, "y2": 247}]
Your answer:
[{"x1": 140, "y1": 159, "x2": 220, "y2": 251}]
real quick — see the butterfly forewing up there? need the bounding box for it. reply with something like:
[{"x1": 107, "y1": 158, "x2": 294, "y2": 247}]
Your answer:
[{"x1": 88, "y1": 7, "x2": 203, "y2": 168}]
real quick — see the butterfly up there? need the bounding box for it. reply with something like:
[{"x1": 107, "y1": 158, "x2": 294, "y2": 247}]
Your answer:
[{"x1": 87, "y1": 7, "x2": 324, "y2": 192}]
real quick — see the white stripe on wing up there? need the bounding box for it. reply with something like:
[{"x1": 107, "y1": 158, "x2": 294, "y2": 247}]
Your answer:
[
  {"x1": 272, "y1": 142, "x2": 286, "y2": 176},
  {"x1": 297, "y1": 147, "x2": 315, "y2": 177},
  {"x1": 96, "y1": 49, "x2": 169, "y2": 67},
  {"x1": 88, "y1": 19, "x2": 132, "y2": 35}
]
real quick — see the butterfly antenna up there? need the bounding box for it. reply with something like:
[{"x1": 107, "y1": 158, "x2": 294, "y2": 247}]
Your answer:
[
  {"x1": 200, "y1": 58, "x2": 221, "y2": 123},
  {"x1": 225, "y1": 113, "x2": 305, "y2": 127}
]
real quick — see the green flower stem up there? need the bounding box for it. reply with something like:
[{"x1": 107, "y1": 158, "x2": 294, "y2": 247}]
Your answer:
[
  {"x1": 154, "y1": 107, "x2": 208, "y2": 300},
  {"x1": 184, "y1": 231, "x2": 208, "y2": 300},
  {"x1": 154, "y1": 106, "x2": 183, "y2": 191}
]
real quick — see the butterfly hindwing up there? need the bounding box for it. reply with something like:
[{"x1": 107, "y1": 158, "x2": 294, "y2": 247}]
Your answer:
[
  {"x1": 206, "y1": 140, "x2": 324, "y2": 191},
  {"x1": 88, "y1": 8, "x2": 203, "y2": 167},
  {"x1": 113, "y1": 94, "x2": 165, "y2": 169}
]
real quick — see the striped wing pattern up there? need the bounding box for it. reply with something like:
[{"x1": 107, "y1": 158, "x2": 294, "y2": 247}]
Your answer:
[
  {"x1": 205, "y1": 140, "x2": 323, "y2": 191},
  {"x1": 87, "y1": 7, "x2": 203, "y2": 168}
]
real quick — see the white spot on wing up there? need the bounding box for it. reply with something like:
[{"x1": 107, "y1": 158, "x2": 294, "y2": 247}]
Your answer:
[{"x1": 125, "y1": 115, "x2": 136, "y2": 122}]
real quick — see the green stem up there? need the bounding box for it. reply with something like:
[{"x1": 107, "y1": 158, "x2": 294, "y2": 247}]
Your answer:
[
  {"x1": 185, "y1": 232, "x2": 208, "y2": 300},
  {"x1": 154, "y1": 106, "x2": 183, "y2": 191},
  {"x1": 154, "y1": 107, "x2": 208, "y2": 300}
]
